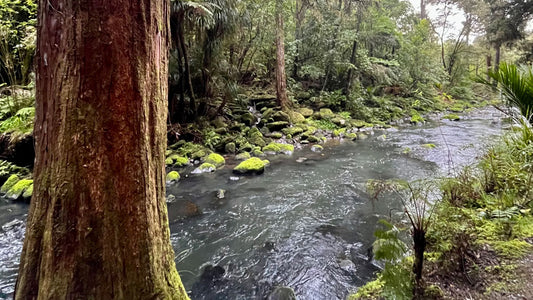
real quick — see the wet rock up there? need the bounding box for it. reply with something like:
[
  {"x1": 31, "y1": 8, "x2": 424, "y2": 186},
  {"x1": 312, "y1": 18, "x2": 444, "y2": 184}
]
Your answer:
[
  {"x1": 0, "y1": 174, "x2": 19, "y2": 194},
  {"x1": 235, "y1": 152, "x2": 251, "y2": 160},
  {"x1": 267, "y1": 121, "x2": 290, "y2": 131},
  {"x1": 268, "y1": 286, "x2": 296, "y2": 300},
  {"x1": 216, "y1": 189, "x2": 226, "y2": 199},
  {"x1": 205, "y1": 153, "x2": 225, "y2": 168},
  {"x1": 166, "y1": 194, "x2": 176, "y2": 203},
  {"x1": 192, "y1": 163, "x2": 216, "y2": 174},
  {"x1": 311, "y1": 145, "x2": 323, "y2": 152},
  {"x1": 225, "y1": 142, "x2": 236, "y2": 154},
  {"x1": 166, "y1": 171, "x2": 180, "y2": 184},
  {"x1": 6, "y1": 179, "x2": 32, "y2": 200},
  {"x1": 272, "y1": 111, "x2": 291, "y2": 122},
  {"x1": 339, "y1": 259, "x2": 357, "y2": 273},
  {"x1": 233, "y1": 157, "x2": 267, "y2": 175}
]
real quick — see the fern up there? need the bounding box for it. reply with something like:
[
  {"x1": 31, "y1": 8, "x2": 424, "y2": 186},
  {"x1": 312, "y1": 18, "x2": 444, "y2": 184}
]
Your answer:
[{"x1": 0, "y1": 106, "x2": 35, "y2": 134}]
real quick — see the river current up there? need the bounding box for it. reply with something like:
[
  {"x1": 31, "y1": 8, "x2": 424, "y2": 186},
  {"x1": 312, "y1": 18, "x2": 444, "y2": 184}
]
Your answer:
[{"x1": 0, "y1": 108, "x2": 506, "y2": 299}]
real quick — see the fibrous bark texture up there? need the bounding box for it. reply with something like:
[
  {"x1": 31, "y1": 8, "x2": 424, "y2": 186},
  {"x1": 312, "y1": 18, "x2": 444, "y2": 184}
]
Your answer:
[{"x1": 15, "y1": 0, "x2": 189, "y2": 299}]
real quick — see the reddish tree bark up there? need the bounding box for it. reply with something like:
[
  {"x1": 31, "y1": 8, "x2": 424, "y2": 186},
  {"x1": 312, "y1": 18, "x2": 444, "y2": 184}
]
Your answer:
[{"x1": 15, "y1": 1, "x2": 189, "y2": 299}]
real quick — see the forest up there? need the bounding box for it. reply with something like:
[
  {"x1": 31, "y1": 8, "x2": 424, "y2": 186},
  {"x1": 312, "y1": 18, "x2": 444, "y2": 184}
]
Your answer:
[{"x1": 0, "y1": 0, "x2": 533, "y2": 299}]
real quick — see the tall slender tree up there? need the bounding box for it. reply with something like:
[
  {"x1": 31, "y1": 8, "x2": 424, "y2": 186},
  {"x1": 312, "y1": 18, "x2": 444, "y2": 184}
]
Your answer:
[
  {"x1": 275, "y1": 0, "x2": 290, "y2": 109},
  {"x1": 15, "y1": 0, "x2": 189, "y2": 299}
]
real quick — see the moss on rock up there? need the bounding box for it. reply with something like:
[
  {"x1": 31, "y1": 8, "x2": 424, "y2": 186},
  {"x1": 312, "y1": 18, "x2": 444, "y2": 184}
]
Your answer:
[
  {"x1": 205, "y1": 153, "x2": 225, "y2": 168},
  {"x1": 225, "y1": 142, "x2": 236, "y2": 153},
  {"x1": 282, "y1": 126, "x2": 304, "y2": 136},
  {"x1": 233, "y1": 157, "x2": 267, "y2": 175},
  {"x1": 268, "y1": 132, "x2": 283, "y2": 139},
  {"x1": 443, "y1": 114, "x2": 460, "y2": 121},
  {"x1": 263, "y1": 143, "x2": 281, "y2": 153},
  {"x1": 174, "y1": 156, "x2": 190, "y2": 167},
  {"x1": 6, "y1": 179, "x2": 33, "y2": 200},
  {"x1": 1, "y1": 174, "x2": 20, "y2": 194},
  {"x1": 166, "y1": 171, "x2": 180, "y2": 183},
  {"x1": 297, "y1": 107, "x2": 314, "y2": 117},
  {"x1": 235, "y1": 152, "x2": 251, "y2": 160},
  {"x1": 289, "y1": 111, "x2": 306, "y2": 123},
  {"x1": 267, "y1": 121, "x2": 290, "y2": 131},
  {"x1": 22, "y1": 183, "x2": 33, "y2": 200},
  {"x1": 311, "y1": 145, "x2": 323, "y2": 152}
]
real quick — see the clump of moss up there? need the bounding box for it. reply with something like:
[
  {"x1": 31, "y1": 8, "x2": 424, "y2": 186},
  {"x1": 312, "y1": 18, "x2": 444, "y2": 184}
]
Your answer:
[
  {"x1": 263, "y1": 143, "x2": 281, "y2": 153},
  {"x1": 235, "y1": 152, "x2": 251, "y2": 160},
  {"x1": 410, "y1": 112, "x2": 425, "y2": 124},
  {"x1": 349, "y1": 276, "x2": 384, "y2": 299},
  {"x1": 6, "y1": 179, "x2": 33, "y2": 200},
  {"x1": 278, "y1": 143, "x2": 294, "y2": 155},
  {"x1": 233, "y1": 157, "x2": 267, "y2": 175},
  {"x1": 333, "y1": 128, "x2": 346, "y2": 137},
  {"x1": 204, "y1": 153, "x2": 225, "y2": 168},
  {"x1": 311, "y1": 145, "x2": 323, "y2": 152},
  {"x1": 443, "y1": 114, "x2": 460, "y2": 121},
  {"x1": 422, "y1": 143, "x2": 436, "y2": 149},
  {"x1": 22, "y1": 183, "x2": 33, "y2": 199},
  {"x1": 282, "y1": 126, "x2": 304, "y2": 136},
  {"x1": 166, "y1": 171, "x2": 180, "y2": 183},
  {"x1": 174, "y1": 156, "x2": 190, "y2": 167},
  {"x1": 345, "y1": 132, "x2": 357, "y2": 140},
  {"x1": 1, "y1": 174, "x2": 20, "y2": 194}
]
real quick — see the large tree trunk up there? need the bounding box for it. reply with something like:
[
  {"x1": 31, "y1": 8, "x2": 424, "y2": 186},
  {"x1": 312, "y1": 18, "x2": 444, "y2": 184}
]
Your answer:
[
  {"x1": 15, "y1": 1, "x2": 189, "y2": 299},
  {"x1": 275, "y1": 0, "x2": 290, "y2": 109}
]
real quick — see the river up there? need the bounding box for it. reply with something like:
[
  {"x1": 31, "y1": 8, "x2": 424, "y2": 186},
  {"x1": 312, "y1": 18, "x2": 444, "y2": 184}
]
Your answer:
[{"x1": 0, "y1": 107, "x2": 506, "y2": 299}]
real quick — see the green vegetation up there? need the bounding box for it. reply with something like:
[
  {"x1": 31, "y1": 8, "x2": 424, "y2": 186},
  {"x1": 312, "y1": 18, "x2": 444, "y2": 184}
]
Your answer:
[
  {"x1": 204, "y1": 153, "x2": 225, "y2": 168},
  {"x1": 165, "y1": 171, "x2": 180, "y2": 183},
  {"x1": 233, "y1": 157, "x2": 268, "y2": 175}
]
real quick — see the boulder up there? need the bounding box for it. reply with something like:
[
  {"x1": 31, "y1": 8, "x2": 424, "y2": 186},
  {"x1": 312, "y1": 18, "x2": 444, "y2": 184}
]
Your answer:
[
  {"x1": 297, "y1": 107, "x2": 314, "y2": 117},
  {"x1": 289, "y1": 111, "x2": 306, "y2": 123},
  {"x1": 192, "y1": 163, "x2": 216, "y2": 174},
  {"x1": 233, "y1": 157, "x2": 267, "y2": 175},
  {"x1": 311, "y1": 145, "x2": 323, "y2": 152},
  {"x1": 272, "y1": 111, "x2": 291, "y2": 122},
  {"x1": 240, "y1": 112, "x2": 257, "y2": 126},
  {"x1": 319, "y1": 108, "x2": 335, "y2": 119},
  {"x1": 225, "y1": 142, "x2": 236, "y2": 154},
  {"x1": 166, "y1": 171, "x2": 180, "y2": 183},
  {"x1": 1, "y1": 174, "x2": 20, "y2": 194},
  {"x1": 235, "y1": 152, "x2": 251, "y2": 160},
  {"x1": 282, "y1": 126, "x2": 304, "y2": 137},
  {"x1": 6, "y1": 179, "x2": 33, "y2": 200},
  {"x1": 266, "y1": 121, "x2": 290, "y2": 131},
  {"x1": 204, "y1": 153, "x2": 225, "y2": 168}
]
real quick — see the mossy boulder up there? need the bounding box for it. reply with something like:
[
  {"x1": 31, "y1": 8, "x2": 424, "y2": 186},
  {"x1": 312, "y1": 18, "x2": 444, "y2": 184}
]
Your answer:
[
  {"x1": 233, "y1": 157, "x2": 267, "y2": 175},
  {"x1": 252, "y1": 149, "x2": 265, "y2": 157},
  {"x1": 205, "y1": 153, "x2": 225, "y2": 168},
  {"x1": 297, "y1": 107, "x2": 314, "y2": 117},
  {"x1": 225, "y1": 142, "x2": 236, "y2": 154},
  {"x1": 306, "y1": 135, "x2": 321, "y2": 143},
  {"x1": 22, "y1": 183, "x2": 33, "y2": 200},
  {"x1": 248, "y1": 128, "x2": 266, "y2": 147},
  {"x1": 333, "y1": 128, "x2": 346, "y2": 137},
  {"x1": 1, "y1": 174, "x2": 20, "y2": 194},
  {"x1": 165, "y1": 157, "x2": 174, "y2": 165},
  {"x1": 239, "y1": 142, "x2": 254, "y2": 152},
  {"x1": 267, "y1": 121, "x2": 290, "y2": 131},
  {"x1": 240, "y1": 112, "x2": 257, "y2": 126},
  {"x1": 263, "y1": 143, "x2": 282, "y2": 153},
  {"x1": 288, "y1": 111, "x2": 306, "y2": 124},
  {"x1": 166, "y1": 171, "x2": 180, "y2": 183},
  {"x1": 282, "y1": 126, "x2": 304, "y2": 136},
  {"x1": 191, "y1": 150, "x2": 207, "y2": 160},
  {"x1": 350, "y1": 120, "x2": 366, "y2": 128},
  {"x1": 272, "y1": 111, "x2": 291, "y2": 122},
  {"x1": 174, "y1": 156, "x2": 190, "y2": 167},
  {"x1": 192, "y1": 163, "x2": 216, "y2": 174},
  {"x1": 235, "y1": 152, "x2": 251, "y2": 160},
  {"x1": 6, "y1": 179, "x2": 33, "y2": 200},
  {"x1": 262, "y1": 108, "x2": 276, "y2": 120},
  {"x1": 268, "y1": 132, "x2": 283, "y2": 139},
  {"x1": 331, "y1": 117, "x2": 346, "y2": 126},
  {"x1": 278, "y1": 143, "x2": 294, "y2": 155},
  {"x1": 319, "y1": 108, "x2": 335, "y2": 119}
]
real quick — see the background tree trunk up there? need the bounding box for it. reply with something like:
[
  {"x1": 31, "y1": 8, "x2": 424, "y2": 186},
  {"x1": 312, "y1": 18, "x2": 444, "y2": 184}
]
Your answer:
[
  {"x1": 275, "y1": 0, "x2": 290, "y2": 109},
  {"x1": 15, "y1": 1, "x2": 189, "y2": 299}
]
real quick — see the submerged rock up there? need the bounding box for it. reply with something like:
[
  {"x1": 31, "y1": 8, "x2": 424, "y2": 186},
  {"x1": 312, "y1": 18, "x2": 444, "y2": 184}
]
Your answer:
[
  {"x1": 311, "y1": 145, "x2": 323, "y2": 152},
  {"x1": 268, "y1": 286, "x2": 296, "y2": 300},
  {"x1": 233, "y1": 157, "x2": 267, "y2": 175}
]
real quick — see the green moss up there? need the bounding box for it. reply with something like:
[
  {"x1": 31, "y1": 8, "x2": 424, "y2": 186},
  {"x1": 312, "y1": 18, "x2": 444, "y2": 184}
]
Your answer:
[
  {"x1": 235, "y1": 152, "x2": 251, "y2": 160},
  {"x1": 174, "y1": 156, "x2": 189, "y2": 167},
  {"x1": 6, "y1": 179, "x2": 33, "y2": 200},
  {"x1": 205, "y1": 153, "x2": 225, "y2": 168},
  {"x1": 422, "y1": 143, "x2": 436, "y2": 149},
  {"x1": 252, "y1": 149, "x2": 264, "y2": 157},
  {"x1": 191, "y1": 150, "x2": 207, "y2": 160},
  {"x1": 289, "y1": 111, "x2": 306, "y2": 123},
  {"x1": 333, "y1": 128, "x2": 346, "y2": 137},
  {"x1": 263, "y1": 143, "x2": 281, "y2": 153},
  {"x1": 350, "y1": 276, "x2": 385, "y2": 299},
  {"x1": 262, "y1": 159, "x2": 270, "y2": 166},
  {"x1": 22, "y1": 183, "x2": 33, "y2": 199},
  {"x1": 266, "y1": 121, "x2": 290, "y2": 131},
  {"x1": 268, "y1": 132, "x2": 283, "y2": 139},
  {"x1": 319, "y1": 108, "x2": 335, "y2": 119},
  {"x1": 281, "y1": 126, "x2": 304, "y2": 136},
  {"x1": 233, "y1": 157, "x2": 267, "y2": 175},
  {"x1": 297, "y1": 107, "x2": 314, "y2": 117},
  {"x1": 166, "y1": 171, "x2": 180, "y2": 183},
  {"x1": 225, "y1": 142, "x2": 236, "y2": 153},
  {"x1": 307, "y1": 135, "x2": 321, "y2": 143},
  {"x1": 345, "y1": 132, "x2": 357, "y2": 140},
  {"x1": 278, "y1": 143, "x2": 294, "y2": 154},
  {"x1": 165, "y1": 157, "x2": 173, "y2": 165},
  {"x1": 490, "y1": 239, "x2": 532, "y2": 258},
  {"x1": 410, "y1": 112, "x2": 425, "y2": 124},
  {"x1": 1, "y1": 174, "x2": 20, "y2": 194},
  {"x1": 443, "y1": 114, "x2": 460, "y2": 121}
]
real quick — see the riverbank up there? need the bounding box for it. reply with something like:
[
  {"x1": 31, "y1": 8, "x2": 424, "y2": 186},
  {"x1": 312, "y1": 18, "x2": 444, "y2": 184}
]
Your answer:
[{"x1": 352, "y1": 122, "x2": 533, "y2": 299}]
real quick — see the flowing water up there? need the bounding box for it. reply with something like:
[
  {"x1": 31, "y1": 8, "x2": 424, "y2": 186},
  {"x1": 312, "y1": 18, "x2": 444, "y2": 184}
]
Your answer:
[{"x1": 0, "y1": 108, "x2": 506, "y2": 299}]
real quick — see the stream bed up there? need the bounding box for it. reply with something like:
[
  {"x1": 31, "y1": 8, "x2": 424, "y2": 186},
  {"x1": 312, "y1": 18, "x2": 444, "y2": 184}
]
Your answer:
[{"x1": 0, "y1": 108, "x2": 506, "y2": 299}]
